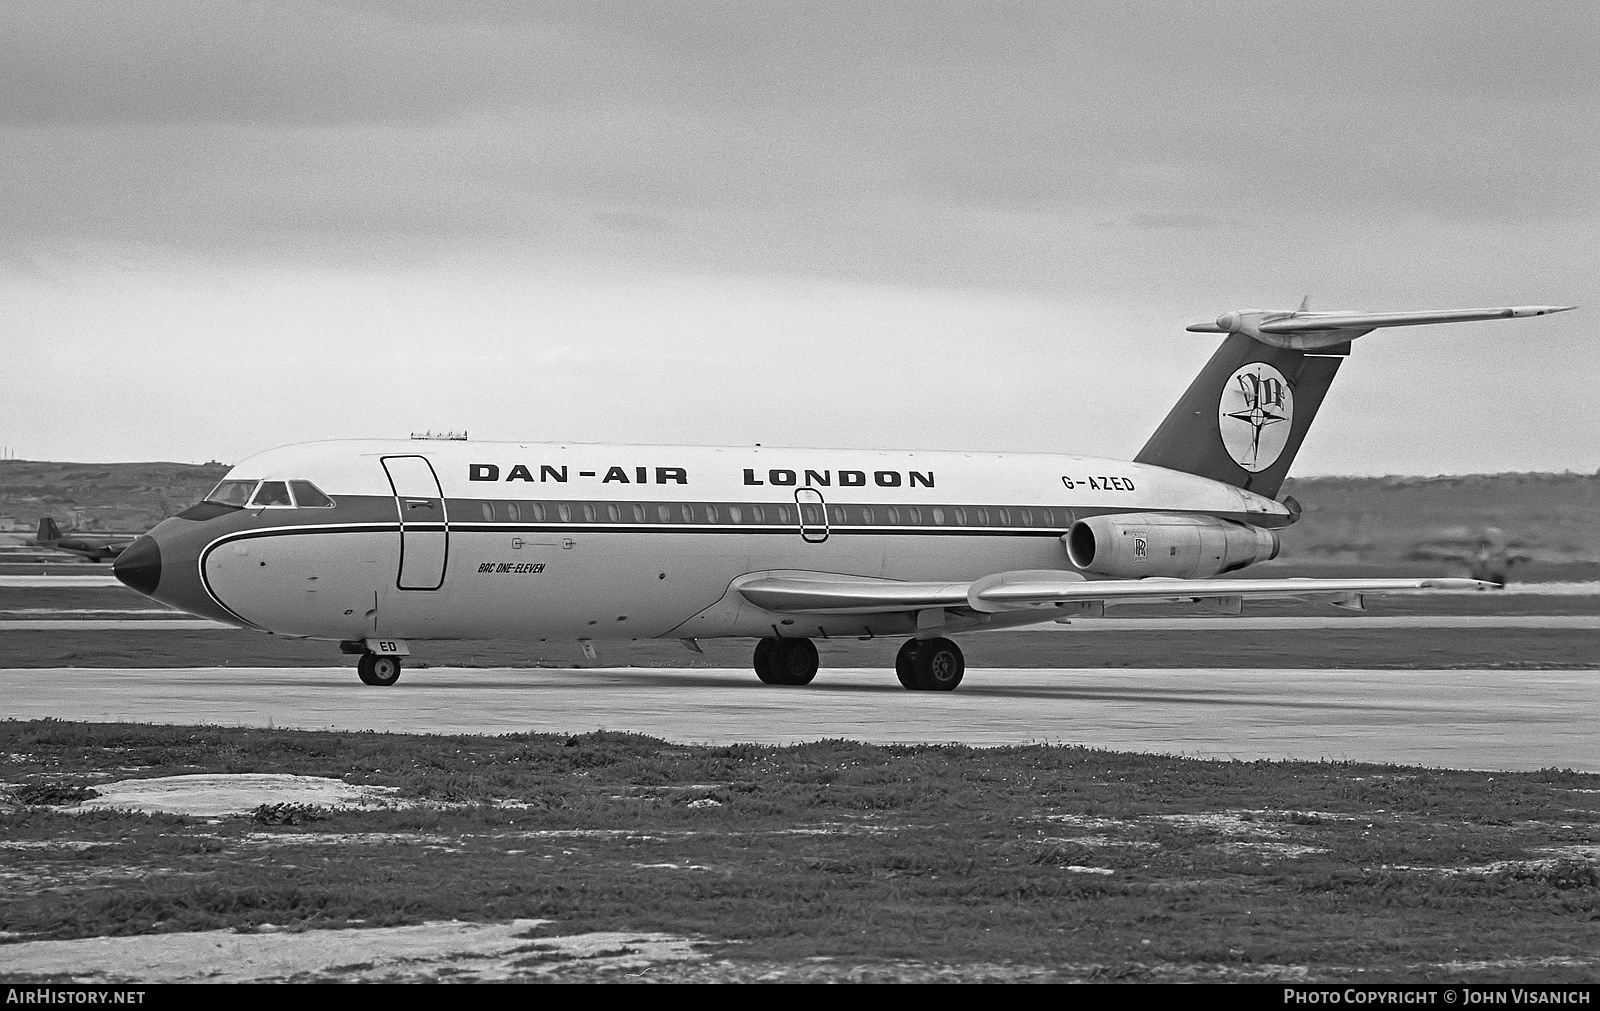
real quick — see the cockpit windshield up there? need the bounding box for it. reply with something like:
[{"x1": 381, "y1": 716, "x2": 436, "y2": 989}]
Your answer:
[
  {"x1": 205, "y1": 480, "x2": 257, "y2": 507},
  {"x1": 250, "y1": 481, "x2": 293, "y2": 507},
  {"x1": 201, "y1": 478, "x2": 335, "y2": 510},
  {"x1": 289, "y1": 481, "x2": 334, "y2": 507}
]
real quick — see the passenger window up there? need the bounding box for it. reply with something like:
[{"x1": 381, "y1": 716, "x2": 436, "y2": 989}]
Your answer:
[
  {"x1": 996, "y1": 508, "x2": 1011, "y2": 525},
  {"x1": 907, "y1": 507, "x2": 922, "y2": 524},
  {"x1": 932, "y1": 507, "x2": 945, "y2": 525},
  {"x1": 860, "y1": 506, "x2": 874, "y2": 524},
  {"x1": 1039, "y1": 508, "x2": 1053, "y2": 526},
  {"x1": 704, "y1": 505, "x2": 717, "y2": 523},
  {"x1": 1018, "y1": 509, "x2": 1032, "y2": 525},
  {"x1": 481, "y1": 502, "x2": 494, "y2": 521},
  {"x1": 289, "y1": 481, "x2": 333, "y2": 508},
  {"x1": 508, "y1": 502, "x2": 521, "y2": 521},
  {"x1": 250, "y1": 481, "x2": 292, "y2": 507},
  {"x1": 531, "y1": 502, "x2": 546, "y2": 521},
  {"x1": 632, "y1": 504, "x2": 646, "y2": 522},
  {"x1": 975, "y1": 508, "x2": 989, "y2": 525},
  {"x1": 829, "y1": 506, "x2": 845, "y2": 524},
  {"x1": 776, "y1": 505, "x2": 791, "y2": 524},
  {"x1": 886, "y1": 507, "x2": 900, "y2": 524},
  {"x1": 954, "y1": 507, "x2": 967, "y2": 525},
  {"x1": 750, "y1": 505, "x2": 764, "y2": 523},
  {"x1": 607, "y1": 503, "x2": 621, "y2": 522},
  {"x1": 657, "y1": 504, "x2": 672, "y2": 523},
  {"x1": 206, "y1": 480, "x2": 258, "y2": 507},
  {"x1": 583, "y1": 503, "x2": 596, "y2": 522},
  {"x1": 680, "y1": 505, "x2": 693, "y2": 523},
  {"x1": 558, "y1": 503, "x2": 572, "y2": 522},
  {"x1": 728, "y1": 505, "x2": 742, "y2": 523}
]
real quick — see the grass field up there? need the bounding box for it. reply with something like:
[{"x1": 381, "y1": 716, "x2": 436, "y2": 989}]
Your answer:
[{"x1": 2, "y1": 721, "x2": 1597, "y2": 982}]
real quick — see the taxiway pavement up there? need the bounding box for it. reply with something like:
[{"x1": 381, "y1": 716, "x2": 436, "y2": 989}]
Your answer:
[{"x1": 3, "y1": 665, "x2": 1593, "y2": 771}]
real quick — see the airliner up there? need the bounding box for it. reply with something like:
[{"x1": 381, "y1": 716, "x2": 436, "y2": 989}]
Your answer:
[
  {"x1": 113, "y1": 302, "x2": 1573, "y2": 689},
  {"x1": 32, "y1": 517, "x2": 137, "y2": 562}
]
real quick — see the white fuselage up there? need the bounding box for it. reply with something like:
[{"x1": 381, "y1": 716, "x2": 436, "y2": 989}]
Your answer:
[{"x1": 158, "y1": 439, "x2": 1289, "y2": 644}]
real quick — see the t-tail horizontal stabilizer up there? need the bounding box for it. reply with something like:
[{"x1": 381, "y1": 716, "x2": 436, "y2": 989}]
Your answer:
[
  {"x1": 1185, "y1": 304, "x2": 1576, "y2": 351},
  {"x1": 1137, "y1": 301, "x2": 1575, "y2": 498}
]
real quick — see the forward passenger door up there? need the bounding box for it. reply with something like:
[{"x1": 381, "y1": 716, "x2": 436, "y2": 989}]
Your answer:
[{"x1": 381, "y1": 456, "x2": 449, "y2": 590}]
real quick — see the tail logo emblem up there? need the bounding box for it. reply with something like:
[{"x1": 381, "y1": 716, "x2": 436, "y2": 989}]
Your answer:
[{"x1": 1218, "y1": 362, "x2": 1294, "y2": 472}]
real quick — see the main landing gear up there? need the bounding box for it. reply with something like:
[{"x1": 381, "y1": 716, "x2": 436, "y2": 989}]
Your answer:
[
  {"x1": 753, "y1": 636, "x2": 818, "y2": 685},
  {"x1": 748, "y1": 635, "x2": 966, "y2": 691},
  {"x1": 896, "y1": 637, "x2": 965, "y2": 692},
  {"x1": 357, "y1": 652, "x2": 402, "y2": 687}
]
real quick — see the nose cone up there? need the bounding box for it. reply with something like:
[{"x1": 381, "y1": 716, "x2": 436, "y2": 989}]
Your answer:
[{"x1": 113, "y1": 535, "x2": 162, "y2": 596}]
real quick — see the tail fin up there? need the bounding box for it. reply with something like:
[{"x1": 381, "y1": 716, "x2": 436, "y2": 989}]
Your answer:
[
  {"x1": 1135, "y1": 303, "x2": 1575, "y2": 500},
  {"x1": 37, "y1": 517, "x2": 62, "y2": 544}
]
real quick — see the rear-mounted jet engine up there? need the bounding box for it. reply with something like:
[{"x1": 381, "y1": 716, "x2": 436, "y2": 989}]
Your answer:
[{"x1": 1065, "y1": 512, "x2": 1279, "y2": 579}]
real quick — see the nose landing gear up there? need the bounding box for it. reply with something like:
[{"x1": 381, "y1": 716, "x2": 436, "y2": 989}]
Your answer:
[
  {"x1": 895, "y1": 637, "x2": 965, "y2": 691},
  {"x1": 752, "y1": 636, "x2": 819, "y2": 685},
  {"x1": 357, "y1": 652, "x2": 402, "y2": 687}
]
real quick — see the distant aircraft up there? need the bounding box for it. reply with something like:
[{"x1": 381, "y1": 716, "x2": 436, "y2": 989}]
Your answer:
[
  {"x1": 33, "y1": 517, "x2": 137, "y2": 562},
  {"x1": 114, "y1": 302, "x2": 1573, "y2": 689},
  {"x1": 1408, "y1": 527, "x2": 1531, "y2": 585}
]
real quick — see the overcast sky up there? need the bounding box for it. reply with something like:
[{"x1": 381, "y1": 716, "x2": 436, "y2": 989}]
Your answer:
[{"x1": 2, "y1": 0, "x2": 1595, "y2": 474}]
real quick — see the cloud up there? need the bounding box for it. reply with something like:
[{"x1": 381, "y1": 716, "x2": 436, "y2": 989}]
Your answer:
[
  {"x1": 0, "y1": 2, "x2": 1596, "y2": 469},
  {"x1": 1, "y1": 1, "x2": 1593, "y2": 245},
  {"x1": 1129, "y1": 212, "x2": 1221, "y2": 231}
]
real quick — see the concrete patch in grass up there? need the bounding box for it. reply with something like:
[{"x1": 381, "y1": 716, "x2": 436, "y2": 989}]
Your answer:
[
  {"x1": 238, "y1": 831, "x2": 461, "y2": 849},
  {"x1": 0, "y1": 840, "x2": 108, "y2": 851},
  {"x1": 63, "y1": 774, "x2": 406, "y2": 817},
  {"x1": 0, "y1": 918, "x2": 714, "y2": 983}
]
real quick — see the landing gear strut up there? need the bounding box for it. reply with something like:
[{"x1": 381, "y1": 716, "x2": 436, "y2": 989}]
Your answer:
[
  {"x1": 357, "y1": 652, "x2": 402, "y2": 687},
  {"x1": 895, "y1": 637, "x2": 964, "y2": 691},
  {"x1": 752, "y1": 636, "x2": 818, "y2": 686}
]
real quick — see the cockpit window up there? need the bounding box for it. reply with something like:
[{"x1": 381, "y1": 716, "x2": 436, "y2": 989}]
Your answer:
[
  {"x1": 289, "y1": 480, "x2": 334, "y2": 508},
  {"x1": 250, "y1": 481, "x2": 293, "y2": 507},
  {"x1": 205, "y1": 480, "x2": 258, "y2": 507}
]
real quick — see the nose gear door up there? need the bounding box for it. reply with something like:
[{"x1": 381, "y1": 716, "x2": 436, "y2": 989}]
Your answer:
[
  {"x1": 795, "y1": 487, "x2": 829, "y2": 544},
  {"x1": 381, "y1": 456, "x2": 449, "y2": 590}
]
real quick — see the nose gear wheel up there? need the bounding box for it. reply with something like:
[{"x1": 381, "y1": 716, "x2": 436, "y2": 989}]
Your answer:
[{"x1": 357, "y1": 653, "x2": 402, "y2": 687}]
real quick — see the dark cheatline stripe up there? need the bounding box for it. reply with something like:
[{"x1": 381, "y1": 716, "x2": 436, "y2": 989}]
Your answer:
[
  {"x1": 196, "y1": 494, "x2": 1275, "y2": 543},
  {"x1": 209, "y1": 521, "x2": 1069, "y2": 540}
]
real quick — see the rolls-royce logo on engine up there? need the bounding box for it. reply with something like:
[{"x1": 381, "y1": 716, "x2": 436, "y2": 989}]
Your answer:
[{"x1": 1218, "y1": 362, "x2": 1294, "y2": 473}]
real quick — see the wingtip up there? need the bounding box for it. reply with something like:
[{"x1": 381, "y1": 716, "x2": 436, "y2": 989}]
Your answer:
[
  {"x1": 1185, "y1": 322, "x2": 1228, "y2": 333},
  {"x1": 1418, "y1": 577, "x2": 1501, "y2": 591},
  {"x1": 1512, "y1": 304, "x2": 1578, "y2": 317}
]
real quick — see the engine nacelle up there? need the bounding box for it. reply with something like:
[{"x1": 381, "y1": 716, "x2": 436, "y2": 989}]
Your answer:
[{"x1": 1064, "y1": 511, "x2": 1279, "y2": 579}]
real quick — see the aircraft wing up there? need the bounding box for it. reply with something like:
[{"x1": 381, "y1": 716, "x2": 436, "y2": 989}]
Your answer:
[
  {"x1": 739, "y1": 577, "x2": 972, "y2": 615},
  {"x1": 737, "y1": 571, "x2": 1490, "y2": 617}
]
